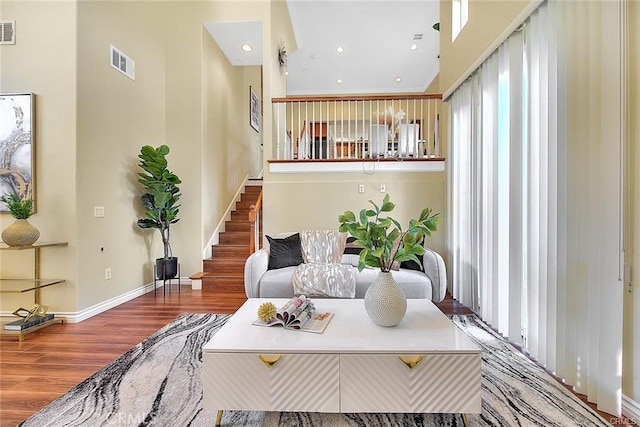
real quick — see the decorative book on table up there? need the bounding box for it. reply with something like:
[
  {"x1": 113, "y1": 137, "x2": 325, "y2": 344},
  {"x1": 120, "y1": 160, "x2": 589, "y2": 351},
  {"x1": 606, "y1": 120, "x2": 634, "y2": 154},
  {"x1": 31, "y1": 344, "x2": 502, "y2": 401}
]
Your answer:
[
  {"x1": 253, "y1": 295, "x2": 334, "y2": 334},
  {"x1": 4, "y1": 313, "x2": 55, "y2": 331}
]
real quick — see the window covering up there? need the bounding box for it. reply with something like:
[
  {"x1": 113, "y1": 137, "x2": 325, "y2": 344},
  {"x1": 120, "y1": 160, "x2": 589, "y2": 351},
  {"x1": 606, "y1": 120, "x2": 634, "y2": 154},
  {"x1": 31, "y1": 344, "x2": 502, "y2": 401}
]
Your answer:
[{"x1": 447, "y1": 0, "x2": 625, "y2": 415}]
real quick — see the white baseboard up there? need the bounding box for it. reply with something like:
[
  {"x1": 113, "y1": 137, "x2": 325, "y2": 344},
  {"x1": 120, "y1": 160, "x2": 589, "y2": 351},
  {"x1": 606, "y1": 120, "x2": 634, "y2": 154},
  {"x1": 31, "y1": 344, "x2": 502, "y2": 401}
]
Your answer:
[
  {"x1": 623, "y1": 393, "x2": 640, "y2": 423},
  {"x1": 1, "y1": 278, "x2": 192, "y2": 323}
]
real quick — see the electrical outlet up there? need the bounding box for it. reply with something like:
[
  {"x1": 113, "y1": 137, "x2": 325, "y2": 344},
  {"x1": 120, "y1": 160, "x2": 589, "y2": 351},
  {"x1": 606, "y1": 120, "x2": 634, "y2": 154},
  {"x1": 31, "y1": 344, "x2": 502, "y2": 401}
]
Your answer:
[
  {"x1": 358, "y1": 184, "x2": 365, "y2": 193},
  {"x1": 105, "y1": 268, "x2": 112, "y2": 280},
  {"x1": 94, "y1": 206, "x2": 105, "y2": 218},
  {"x1": 379, "y1": 184, "x2": 386, "y2": 193}
]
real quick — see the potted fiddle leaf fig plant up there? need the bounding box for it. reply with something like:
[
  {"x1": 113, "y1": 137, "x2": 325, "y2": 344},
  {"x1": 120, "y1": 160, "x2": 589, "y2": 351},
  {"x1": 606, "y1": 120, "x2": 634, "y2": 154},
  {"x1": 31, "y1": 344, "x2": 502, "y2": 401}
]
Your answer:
[
  {"x1": 136, "y1": 145, "x2": 181, "y2": 280},
  {"x1": 0, "y1": 193, "x2": 40, "y2": 246},
  {"x1": 338, "y1": 194, "x2": 440, "y2": 327}
]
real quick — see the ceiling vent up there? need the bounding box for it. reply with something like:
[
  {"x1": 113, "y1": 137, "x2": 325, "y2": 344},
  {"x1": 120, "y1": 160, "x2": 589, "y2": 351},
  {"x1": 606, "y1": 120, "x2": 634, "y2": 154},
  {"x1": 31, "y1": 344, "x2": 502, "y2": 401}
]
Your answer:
[
  {"x1": 413, "y1": 33, "x2": 423, "y2": 40},
  {"x1": 0, "y1": 21, "x2": 16, "y2": 45},
  {"x1": 110, "y1": 45, "x2": 135, "y2": 80}
]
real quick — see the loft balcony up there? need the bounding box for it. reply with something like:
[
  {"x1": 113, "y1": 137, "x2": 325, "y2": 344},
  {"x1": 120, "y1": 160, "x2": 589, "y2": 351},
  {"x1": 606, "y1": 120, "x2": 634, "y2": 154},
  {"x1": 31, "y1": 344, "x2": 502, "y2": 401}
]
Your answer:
[{"x1": 270, "y1": 94, "x2": 445, "y2": 174}]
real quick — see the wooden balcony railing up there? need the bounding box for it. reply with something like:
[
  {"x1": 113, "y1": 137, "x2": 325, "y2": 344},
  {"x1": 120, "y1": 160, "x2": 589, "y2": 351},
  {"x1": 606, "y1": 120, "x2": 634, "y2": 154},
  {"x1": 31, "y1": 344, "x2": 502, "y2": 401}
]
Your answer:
[{"x1": 271, "y1": 94, "x2": 442, "y2": 161}]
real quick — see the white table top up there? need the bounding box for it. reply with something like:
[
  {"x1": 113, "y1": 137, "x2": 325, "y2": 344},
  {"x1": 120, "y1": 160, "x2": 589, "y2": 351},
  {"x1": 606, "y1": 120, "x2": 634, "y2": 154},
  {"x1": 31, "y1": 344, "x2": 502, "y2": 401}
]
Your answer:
[{"x1": 203, "y1": 298, "x2": 480, "y2": 355}]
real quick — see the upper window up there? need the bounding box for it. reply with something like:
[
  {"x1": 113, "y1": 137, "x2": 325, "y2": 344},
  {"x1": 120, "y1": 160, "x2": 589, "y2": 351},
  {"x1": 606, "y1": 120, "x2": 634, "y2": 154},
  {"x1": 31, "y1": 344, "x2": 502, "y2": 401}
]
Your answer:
[{"x1": 452, "y1": 0, "x2": 469, "y2": 41}]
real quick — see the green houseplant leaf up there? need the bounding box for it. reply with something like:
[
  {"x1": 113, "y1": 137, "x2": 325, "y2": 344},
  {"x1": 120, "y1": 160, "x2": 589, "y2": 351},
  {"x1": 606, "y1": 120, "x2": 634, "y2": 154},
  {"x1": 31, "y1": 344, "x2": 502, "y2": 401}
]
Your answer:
[
  {"x1": 338, "y1": 195, "x2": 440, "y2": 272},
  {"x1": 0, "y1": 193, "x2": 33, "y2": 219},
  {"x1": 136, "y1": 144, "x2": 182, "y2": 260}
]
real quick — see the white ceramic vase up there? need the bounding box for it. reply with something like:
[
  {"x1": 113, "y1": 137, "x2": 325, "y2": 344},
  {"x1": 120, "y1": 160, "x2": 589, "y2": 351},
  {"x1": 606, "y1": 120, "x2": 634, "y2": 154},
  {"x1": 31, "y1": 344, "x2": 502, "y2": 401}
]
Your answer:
[{"x1": 364, "y1": 271, "x2": 407, "y2": 327}]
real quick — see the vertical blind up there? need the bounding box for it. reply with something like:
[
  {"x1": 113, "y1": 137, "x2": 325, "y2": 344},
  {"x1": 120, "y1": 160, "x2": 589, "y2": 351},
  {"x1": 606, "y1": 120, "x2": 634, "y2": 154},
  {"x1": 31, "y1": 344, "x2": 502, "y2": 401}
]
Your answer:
[{"x1": 447, "y1": 0, "x2": 625, "y2": 415}]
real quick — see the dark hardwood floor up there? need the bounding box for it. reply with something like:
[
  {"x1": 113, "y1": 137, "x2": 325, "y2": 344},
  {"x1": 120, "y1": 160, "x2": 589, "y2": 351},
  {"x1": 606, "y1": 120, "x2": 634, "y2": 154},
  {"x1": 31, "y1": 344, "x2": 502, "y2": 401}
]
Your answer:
[{"x1": 0, "y1": 287, "x2": 632, "y2": 426}]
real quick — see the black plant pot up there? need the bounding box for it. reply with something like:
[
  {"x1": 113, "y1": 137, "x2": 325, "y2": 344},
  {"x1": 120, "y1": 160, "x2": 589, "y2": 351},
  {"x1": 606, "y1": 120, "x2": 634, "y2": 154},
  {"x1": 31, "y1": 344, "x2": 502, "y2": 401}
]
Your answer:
[{"x1": 156, "y1": 257, "x2": 178, "y2": 280}]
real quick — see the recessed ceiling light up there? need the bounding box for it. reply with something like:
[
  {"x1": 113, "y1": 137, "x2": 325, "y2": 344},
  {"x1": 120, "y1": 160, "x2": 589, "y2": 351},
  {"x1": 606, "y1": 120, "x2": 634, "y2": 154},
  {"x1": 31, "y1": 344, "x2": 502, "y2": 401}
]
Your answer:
[
  {"x1": 337, "y1": 79, "x2": 343, "y2": 84},
  {"x1": 410, "y1": 44, "x2": 418, "y2": 50},
  {"x1": 395, "y1": 77, "x2": 402, "y2": 82},
  {"x1": 241, "y1": 43, "x2": 252, "y2": 52},
  {"x1": 285, "y1": 71, "x2": 289, "y2": 76},
  {"x1": 337, "y1": 46, "x2": 344, "y2": 53}
]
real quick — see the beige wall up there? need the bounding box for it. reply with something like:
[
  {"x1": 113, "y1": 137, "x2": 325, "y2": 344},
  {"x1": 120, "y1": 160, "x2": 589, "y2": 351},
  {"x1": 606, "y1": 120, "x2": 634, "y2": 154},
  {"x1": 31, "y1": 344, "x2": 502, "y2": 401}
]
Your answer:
[
  {"x1": 76, "y1": 1, "x2": 168, "y2": 309},
  {"x1": 439, "y1": 0, "x2": 537, "y2": 95},
  {"x1": 0, "y1": 1, "x2": 78, "y2": 311},
  {"x1": 202, "y1": 29, "x2": 262, "y2": 252},
  {"x1": 0, "y1": 0, "x2": 274, "y2": 313},
  {"x1": 261, "y1": 1, "x2": 447, "y2": 250},
  {"x1": 626, "y1": 0, "x2": 640, "y2": 404},
  {"x1": 271, "y1": 0, "x2": 294, "y2": 99},
  {"x1": 264, "y1": 172, "x2": 447, "y2": 256}
]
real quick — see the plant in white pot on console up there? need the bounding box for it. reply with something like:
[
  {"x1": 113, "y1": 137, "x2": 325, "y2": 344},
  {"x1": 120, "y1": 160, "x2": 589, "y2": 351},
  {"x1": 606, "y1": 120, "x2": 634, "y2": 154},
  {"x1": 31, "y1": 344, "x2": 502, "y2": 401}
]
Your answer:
[
  {"x1": 136, "y1": 145, "x2": 182, "y2": 280},
  {"x1": 0, "y1": 193, "x2": 39, "y2": 247},
  {"x1": 338, "y1": 194, "x2": 440, "y2": 326}
]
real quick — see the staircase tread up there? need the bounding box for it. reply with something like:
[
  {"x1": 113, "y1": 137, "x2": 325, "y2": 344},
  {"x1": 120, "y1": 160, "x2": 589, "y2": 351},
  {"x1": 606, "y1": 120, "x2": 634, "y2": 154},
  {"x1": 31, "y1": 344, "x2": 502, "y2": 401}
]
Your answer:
[
  {"x1": 202, "y1": 271, "x2": 244, "y2": 280},
  {"x1": 201, "y1": 184, "x2": 261, "y2": 279}
]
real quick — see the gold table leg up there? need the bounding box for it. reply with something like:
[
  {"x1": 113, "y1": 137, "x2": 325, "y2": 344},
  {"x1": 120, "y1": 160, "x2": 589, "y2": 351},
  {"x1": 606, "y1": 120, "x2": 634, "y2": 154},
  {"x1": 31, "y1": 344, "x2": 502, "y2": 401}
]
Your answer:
[
  {"x1": 34, "y1": 247, "x2": 41, "y2": 304},
  {"x1": 462, "y1": 413, "x2": 469, "y2": 427},
  {"x1": 215, "y1": 410, "x2": 223, "y2": 426}
]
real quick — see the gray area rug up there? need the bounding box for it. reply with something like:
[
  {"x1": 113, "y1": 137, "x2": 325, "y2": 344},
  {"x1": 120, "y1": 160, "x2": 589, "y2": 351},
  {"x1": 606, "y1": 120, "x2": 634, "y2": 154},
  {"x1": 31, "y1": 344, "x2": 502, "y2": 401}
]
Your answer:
[{"x1": 19, "y1": 313, "x2": 609, "y2": 426}]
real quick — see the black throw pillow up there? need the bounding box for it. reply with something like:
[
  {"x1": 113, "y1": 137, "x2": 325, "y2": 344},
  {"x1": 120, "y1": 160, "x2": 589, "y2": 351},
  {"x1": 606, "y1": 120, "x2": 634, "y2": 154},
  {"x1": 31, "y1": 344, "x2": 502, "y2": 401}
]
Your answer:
[
  {"x1": 400, "y1": 257, "x2": 423, "y2": 272},
  {"x1": 344, "y1": 236, "x2": 364, "y2": 255},
  {"x1": 400, "y1": 237, "x2": 425, "y2": 272},
  {"x1": 266, "y1": 233, "x2": 304, "y2": 270}
]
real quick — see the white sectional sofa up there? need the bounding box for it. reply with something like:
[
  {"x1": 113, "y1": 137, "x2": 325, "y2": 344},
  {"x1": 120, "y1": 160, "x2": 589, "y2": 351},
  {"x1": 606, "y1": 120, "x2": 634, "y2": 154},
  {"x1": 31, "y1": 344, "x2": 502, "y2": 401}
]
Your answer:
[{"x1": 244, "y1": 231, "x2": 447, "y2": 302}]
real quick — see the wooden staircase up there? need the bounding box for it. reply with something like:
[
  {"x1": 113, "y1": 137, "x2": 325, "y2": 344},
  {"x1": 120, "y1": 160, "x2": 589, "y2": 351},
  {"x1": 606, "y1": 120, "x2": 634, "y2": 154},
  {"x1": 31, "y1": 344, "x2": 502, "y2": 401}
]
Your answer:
[{"x1": 201, "y1": 184, "x2": 262, "y2": 292}]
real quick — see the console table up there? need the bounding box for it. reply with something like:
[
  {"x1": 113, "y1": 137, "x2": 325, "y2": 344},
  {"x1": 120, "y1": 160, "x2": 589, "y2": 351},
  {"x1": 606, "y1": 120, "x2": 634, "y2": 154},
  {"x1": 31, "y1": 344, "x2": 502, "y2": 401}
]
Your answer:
[
  {"x1": 202, "y1": 298, "x2": 481, "y2": 425},
  {"x1": 0, "y1": 241, "x2": 67, "y2": 340}
]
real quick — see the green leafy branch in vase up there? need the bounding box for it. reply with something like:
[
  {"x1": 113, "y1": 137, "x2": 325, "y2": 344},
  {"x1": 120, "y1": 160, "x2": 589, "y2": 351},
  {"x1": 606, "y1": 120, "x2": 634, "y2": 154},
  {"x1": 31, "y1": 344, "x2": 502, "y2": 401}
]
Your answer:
[{"x1": 338, "y1": 194, "x2": 440, "y2": 273}]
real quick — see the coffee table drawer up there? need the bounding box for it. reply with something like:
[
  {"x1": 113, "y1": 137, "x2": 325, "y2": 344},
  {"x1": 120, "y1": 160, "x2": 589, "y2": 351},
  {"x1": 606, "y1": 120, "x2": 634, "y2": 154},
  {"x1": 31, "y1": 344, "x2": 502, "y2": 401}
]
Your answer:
[
  {"x1": 340, "y1": 353, "x2": 481, "y2": 413},
  {"x1": 203, "y1": 353, "x2": 340, "y2": 412}
]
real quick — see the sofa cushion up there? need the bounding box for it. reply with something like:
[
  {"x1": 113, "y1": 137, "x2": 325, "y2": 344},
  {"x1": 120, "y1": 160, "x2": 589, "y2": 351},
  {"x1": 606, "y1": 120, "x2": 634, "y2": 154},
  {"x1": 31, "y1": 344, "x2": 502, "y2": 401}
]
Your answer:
[
  {"x1": 292, "y1": 263, "x2": 356, "y2": 298},
  {"x1": 258, "y1": 266, "x2": 297, "y2": 298},
  {"x1": 258, "y1": 266, "x2": 431, "y2": 300},
  {"x1": 266, "y1": 234, "x2": 304, "y2": 270},
  {"x1": 300, "y1": 230, "x2": 346, "y2": 263}
]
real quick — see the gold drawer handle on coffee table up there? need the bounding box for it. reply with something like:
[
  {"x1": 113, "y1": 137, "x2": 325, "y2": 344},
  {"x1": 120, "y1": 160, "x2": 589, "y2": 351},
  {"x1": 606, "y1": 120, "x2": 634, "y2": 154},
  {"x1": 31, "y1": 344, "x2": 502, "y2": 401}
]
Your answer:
[
  {"x1": 259, "y1": 354, "x2": 281, "y2": 368},
  {"x1": 399, "y1": 355, "x2": 423, "y2": 369}
]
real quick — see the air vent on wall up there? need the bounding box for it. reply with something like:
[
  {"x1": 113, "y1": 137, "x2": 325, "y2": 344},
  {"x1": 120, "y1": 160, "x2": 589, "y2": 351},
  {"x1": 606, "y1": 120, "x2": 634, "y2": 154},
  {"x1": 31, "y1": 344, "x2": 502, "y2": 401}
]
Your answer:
[
  {"x1": 0, "y1": 21, "x2": 16, "y2": 45},
  {"x1": 110, "y1": 45, "x2": 135, "y2": 80}
]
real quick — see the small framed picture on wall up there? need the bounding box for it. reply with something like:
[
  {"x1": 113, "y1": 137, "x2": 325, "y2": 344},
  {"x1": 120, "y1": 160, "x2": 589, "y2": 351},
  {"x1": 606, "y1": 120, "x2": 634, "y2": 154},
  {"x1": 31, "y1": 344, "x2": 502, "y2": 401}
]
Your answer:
[{"x1": 250, "y1": 86, "x2": 260, "y2": 132}]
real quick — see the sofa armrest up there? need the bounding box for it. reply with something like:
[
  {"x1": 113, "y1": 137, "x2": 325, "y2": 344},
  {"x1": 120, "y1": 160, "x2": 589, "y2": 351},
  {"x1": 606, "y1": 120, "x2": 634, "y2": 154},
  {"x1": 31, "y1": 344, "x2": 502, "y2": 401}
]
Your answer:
[
  {"x1": 422, "y1": 247, "x2": 447, "y2": 302},
  {"x1": 244, "y1": 249, "x2": 269, "y2": 298}
]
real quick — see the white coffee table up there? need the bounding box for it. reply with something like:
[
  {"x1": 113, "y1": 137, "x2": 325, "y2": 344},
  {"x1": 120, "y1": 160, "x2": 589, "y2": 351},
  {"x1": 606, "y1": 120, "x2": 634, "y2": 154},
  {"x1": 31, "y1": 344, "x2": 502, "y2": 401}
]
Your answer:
[{"x1": 202, "y1": 298, "x2": 481, "y2": 425}]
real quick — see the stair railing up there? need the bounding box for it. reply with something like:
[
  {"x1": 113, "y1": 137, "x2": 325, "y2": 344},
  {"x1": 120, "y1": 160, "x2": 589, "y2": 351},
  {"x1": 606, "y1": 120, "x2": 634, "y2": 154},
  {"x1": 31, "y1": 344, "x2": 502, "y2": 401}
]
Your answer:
[{"x1": 249, "y1": 190, "x2": 263, "y2": 254}]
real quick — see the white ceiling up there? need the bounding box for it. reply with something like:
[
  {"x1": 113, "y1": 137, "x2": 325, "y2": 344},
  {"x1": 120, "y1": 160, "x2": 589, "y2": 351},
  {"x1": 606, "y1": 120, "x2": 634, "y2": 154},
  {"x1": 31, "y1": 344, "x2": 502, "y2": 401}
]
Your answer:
[
  {"x1": 286, "y1": 0, "x2": 440, "y2": 96},
  {"x1": 205, "y1": 0, "x2": 440, "y2": 96},
  {"x1": 204, "y1": 21, "x2": 263, "y2": 66}
]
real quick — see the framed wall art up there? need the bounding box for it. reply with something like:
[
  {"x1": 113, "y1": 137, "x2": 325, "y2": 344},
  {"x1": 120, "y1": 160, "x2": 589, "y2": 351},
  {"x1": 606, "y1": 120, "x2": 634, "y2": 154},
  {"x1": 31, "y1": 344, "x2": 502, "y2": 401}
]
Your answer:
[
  {"x1": 0, "y1": 93, "x2": 36, "y2": 213},
  {"x1": 250, "y1": 86, "x2": 260, "y2": 132}
]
